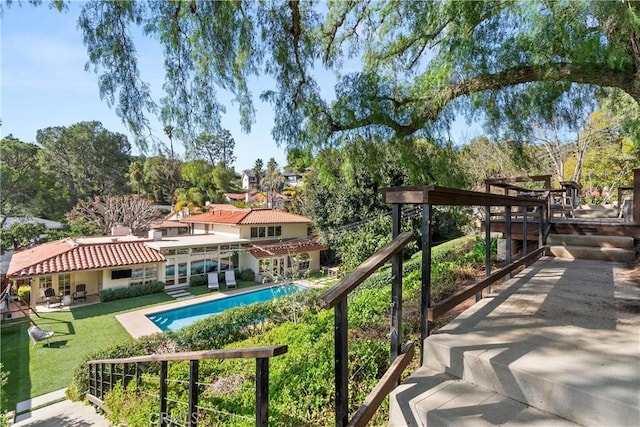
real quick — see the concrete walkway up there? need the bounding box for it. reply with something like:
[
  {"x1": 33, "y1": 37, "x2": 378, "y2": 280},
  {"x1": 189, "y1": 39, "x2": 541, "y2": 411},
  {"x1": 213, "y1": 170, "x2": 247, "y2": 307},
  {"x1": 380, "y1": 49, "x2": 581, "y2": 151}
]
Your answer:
[
  {"x1": 391, "y1": 256, "x2": 640, "y2": 426},
  {"x1": 13, "y1": 399, "x2": 110, "y2": 426}
]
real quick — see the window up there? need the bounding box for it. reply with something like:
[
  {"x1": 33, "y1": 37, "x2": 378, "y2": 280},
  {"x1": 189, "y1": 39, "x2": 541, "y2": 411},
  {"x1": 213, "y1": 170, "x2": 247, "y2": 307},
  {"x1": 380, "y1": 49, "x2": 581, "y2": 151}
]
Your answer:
[
  {"x1": 267, "y1": 226, "x2": 282, "y2": 237},
  {"x1": 177, "y1": 248, "x2": 190, "y2": 255},
  {"x1": 58, "y1": 274, "x2": 71, "y2": 296},
  {"x1": 178, "y1": 262, "x2": 187, "y2": 284},
  {"x1": 131, "y1": 266, "x2": 158, "y2": 286},
  {"x1": 111, "y1": 269, "x2": 132, "y2": 280},
  {"x1": 39, "y1": 275, "x2": 52, "y2": 290},
  {"x1": 251, "y1": 226, "x2": 281, "y2": 238},
  {"x1": 165, "y1": 264, "x2": 175, "y2": 285}
]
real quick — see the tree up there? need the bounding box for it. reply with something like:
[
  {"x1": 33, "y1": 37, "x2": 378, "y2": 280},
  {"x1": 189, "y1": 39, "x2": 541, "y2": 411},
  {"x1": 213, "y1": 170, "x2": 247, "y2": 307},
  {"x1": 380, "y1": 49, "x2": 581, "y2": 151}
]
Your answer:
[
  {"x1": 174, "y1": 187, "x2": 204, "y2": 215},
  {"x1": 0, "y1": 222, "x2": 46, "y2": 252},
  {"x1": 0, "y1": 137, "x2": 42, "y2": 226},
  {"x1": 252, "y1": 158, "x2": 263, "y2": 190},
  {"x1": 261, "y1": 158, "x2": 284, "y2": 208},
  {"x1": 67, "y1": 195, "x2": 161, "y2": 235},
  {"x1": 189, "y1": 129, "x2": 236, "y2": 167},
  {"x1": 142, "y1": 155, "x2": 183, "y2": 205},
  {"x1": 129, "y1": 160, "x2": 145, "y2": 196},
  {"x1": 70, "y1": 1, "x2": 638, "y2": 150},
  {"x1": 211, "y1": 163, "x2": 238, "y2": 197},
  {"x1": 36, "y1": 121, "x2": 131, "y2": 211}
]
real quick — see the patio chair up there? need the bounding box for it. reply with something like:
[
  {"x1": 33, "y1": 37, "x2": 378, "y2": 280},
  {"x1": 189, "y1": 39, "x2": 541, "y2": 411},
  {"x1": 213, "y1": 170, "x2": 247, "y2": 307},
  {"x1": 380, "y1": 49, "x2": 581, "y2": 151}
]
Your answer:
[
  {"x1": 43, "y1": 287, "x2": 60, "y2": 309},
  {"x1": 207, "y1": 272, "x2": 219, "y2": 290},
  {"x1": 27, "y1": 325, "x2": 54, "y2": 347},
  {"x1": 225, "y1": 270, "x2": 237, "y2": 289},
  {"x1": 73, "y1": 284, "x2": 87, "y2": 303}
]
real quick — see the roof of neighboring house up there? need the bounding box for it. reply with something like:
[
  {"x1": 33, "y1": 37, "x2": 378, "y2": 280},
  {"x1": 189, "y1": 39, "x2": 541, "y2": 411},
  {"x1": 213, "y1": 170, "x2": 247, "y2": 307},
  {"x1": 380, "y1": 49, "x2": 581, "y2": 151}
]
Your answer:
[
  {"x1": 1, "y1": 216, "x2": 64, "y2": 229},
  {"x1": 7, "y1": 238, "x2": 165, "y2": 278},
  {"x1": 246, "y1": 238, "x2": 328, "y2": 258},
  {"x1": 150, "y1": 220, "x2": 189, "y2": 229},
  {"x1": 223, "y1": 191, "x2": 263, "y2": 202},
  {"x1": 181, "y1": 208, "x2": 312, "y2": 225}
]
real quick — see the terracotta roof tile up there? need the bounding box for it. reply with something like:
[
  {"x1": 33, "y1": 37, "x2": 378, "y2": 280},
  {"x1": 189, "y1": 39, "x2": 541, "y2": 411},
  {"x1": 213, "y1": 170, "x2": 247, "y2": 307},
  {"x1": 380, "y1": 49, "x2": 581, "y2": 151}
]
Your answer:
[
  {"x1": 7, "y1": 239, "x2": 165, "y2": 278},
  {"x1": 181, "y1": 208, "x2": 311, "y2": 225}
]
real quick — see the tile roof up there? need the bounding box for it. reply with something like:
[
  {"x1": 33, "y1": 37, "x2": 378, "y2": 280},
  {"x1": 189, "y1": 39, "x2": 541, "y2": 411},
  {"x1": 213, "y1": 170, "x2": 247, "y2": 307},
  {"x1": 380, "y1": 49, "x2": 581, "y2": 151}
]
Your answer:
[
  {"x1": 181, "y1": 208, "x2": 311, "y2": 225},
  {"x1": 246, "y1": 238, "x2": 328, "y2": 258},
  {"x1": 7, "y1": 238, "x2": 165, "y2": 278}
]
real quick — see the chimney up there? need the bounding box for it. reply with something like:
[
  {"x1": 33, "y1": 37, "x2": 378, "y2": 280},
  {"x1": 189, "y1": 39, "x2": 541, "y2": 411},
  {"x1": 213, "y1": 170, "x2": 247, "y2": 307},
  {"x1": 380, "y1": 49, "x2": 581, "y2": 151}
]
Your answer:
[
  {"x1": 148, "y1": 230, "x2": 163, "y2": 241},
  {"x1": 111, "y1": 225, "x2": 131, "y2": 236}
]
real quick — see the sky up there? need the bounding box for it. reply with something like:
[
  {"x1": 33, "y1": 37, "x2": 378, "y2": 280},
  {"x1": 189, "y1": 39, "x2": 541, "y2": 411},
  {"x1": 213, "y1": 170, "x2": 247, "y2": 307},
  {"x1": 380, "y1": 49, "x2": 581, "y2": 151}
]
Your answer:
[
  {"x1": 1, "y1": 2, "x2": 289, "y2": 172},
  {"x1": 1, "y1": 2, "x2": 481, "y2": 173}
]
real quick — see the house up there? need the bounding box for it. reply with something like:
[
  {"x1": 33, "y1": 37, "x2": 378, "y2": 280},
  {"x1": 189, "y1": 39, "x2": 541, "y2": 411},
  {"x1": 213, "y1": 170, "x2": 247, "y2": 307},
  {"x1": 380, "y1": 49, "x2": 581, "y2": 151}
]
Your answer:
[
  {"x1": 241, "y1": 170, "x2": 259, "y2": 190},
  {"x1": 6, "y1": 209, "x2": 326, "y2": 306},
  {"x1": 283, "y1": 172, "x2": 304, "y2": 188},
  {"x1": 149, "y1": 220, "x2": 189, "y2": 237},
  {"x1": 223, "y1": 191, "x2": 265, "y2": 205}
]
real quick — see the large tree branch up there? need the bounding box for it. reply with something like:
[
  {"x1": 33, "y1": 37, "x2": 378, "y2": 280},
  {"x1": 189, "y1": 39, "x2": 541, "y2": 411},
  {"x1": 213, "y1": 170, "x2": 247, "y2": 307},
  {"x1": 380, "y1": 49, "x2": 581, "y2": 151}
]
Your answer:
[{"x1": 332, "y1": 62, "x2": 639, "y2": 136}]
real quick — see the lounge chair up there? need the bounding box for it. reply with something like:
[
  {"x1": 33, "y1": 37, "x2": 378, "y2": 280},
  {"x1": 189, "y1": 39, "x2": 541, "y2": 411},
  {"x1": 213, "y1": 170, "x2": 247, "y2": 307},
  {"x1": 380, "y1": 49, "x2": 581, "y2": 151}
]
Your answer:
[
  {"x1": 225, "y1": 270, "x2": 237, "y2": 289},
  {"x1": 43, "y1": 287, "x2": 60, "y2": 308},
  {"x1": 27, "y1": 325, "x2": 54, "y2": 347},
  {"x1": 73, "y1": 283, "x2": 87, "y2": 303},
  {"x1": 207, "y1": 272, "x2": 219, "y2": 290}
]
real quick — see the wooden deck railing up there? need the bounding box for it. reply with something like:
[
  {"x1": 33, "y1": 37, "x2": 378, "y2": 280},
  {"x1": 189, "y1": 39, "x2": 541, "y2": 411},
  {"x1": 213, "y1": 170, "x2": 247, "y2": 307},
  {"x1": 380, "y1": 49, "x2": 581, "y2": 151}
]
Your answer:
[
  {"x1": 87, "y1": 345, "x2": 288, "y2": 427},
  {"x1": 318, "y1": 186, "x2": 549, "y2": 426}
]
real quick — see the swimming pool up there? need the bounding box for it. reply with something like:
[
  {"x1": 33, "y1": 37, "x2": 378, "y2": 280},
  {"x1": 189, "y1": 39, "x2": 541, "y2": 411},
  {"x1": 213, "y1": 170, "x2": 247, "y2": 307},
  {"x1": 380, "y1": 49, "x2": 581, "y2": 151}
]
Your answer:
[{"x1": 147, "y1": 284, "x2": 305, "y2": 331}]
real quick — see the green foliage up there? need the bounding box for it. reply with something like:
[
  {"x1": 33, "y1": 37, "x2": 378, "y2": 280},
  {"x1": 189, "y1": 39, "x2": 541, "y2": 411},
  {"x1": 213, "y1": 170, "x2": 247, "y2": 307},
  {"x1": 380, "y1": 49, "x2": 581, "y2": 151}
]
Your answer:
[
  {"x1": 0, "y1": 363, "x2": 8, "y2": 425},
  {"x1": 0, "y1": 222, "x2": 46, "y2": 253},
  {"x1": 237, "y1": 269, "x2": 255, "y2": 282},
  {"x1": 189, "y1": 275, "x2": 206, "y2": 287},
  {"x1": 0, "y1": 137, "x2": 43, "y2": 220},
  {"x1": 36, "y1": 121, "x2": 131, "y2": 213},
  {"x1": 16, "y1": 286, "x2": 30, "y2": 305},
  {"x1": 98, "y1": 281, "x2": 165, "y2": 303},
  {"x1": 103, "y1": 382, "x2": 157, "y2": 427},
  {"x1": 70, "y1": 1, "x2": 638, "y2": 151}
]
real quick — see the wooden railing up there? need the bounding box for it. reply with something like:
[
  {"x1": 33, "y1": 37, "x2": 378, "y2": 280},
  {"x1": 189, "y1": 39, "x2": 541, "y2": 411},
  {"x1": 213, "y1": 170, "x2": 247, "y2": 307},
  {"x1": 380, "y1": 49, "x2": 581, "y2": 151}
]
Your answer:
[
  {"x1": 318, "y1": 185, "x2": 549, "y2": 426},
  {"x1": 87, "y1": 345, "x2": 287, "y2": 427}
]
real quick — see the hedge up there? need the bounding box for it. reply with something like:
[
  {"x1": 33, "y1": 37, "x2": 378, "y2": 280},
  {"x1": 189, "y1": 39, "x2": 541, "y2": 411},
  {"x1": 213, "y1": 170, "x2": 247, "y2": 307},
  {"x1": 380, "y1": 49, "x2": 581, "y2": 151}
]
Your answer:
[{"x1": 98, "y1": 281, "x2": 165, "y2": 303}]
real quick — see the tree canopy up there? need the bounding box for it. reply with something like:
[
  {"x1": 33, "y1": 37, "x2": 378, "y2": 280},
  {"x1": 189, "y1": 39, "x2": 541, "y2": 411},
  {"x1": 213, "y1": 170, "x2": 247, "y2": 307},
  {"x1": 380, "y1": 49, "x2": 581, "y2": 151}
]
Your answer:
[{"x1": 60, "y1": 0, "x2": 639, "y2": 151}]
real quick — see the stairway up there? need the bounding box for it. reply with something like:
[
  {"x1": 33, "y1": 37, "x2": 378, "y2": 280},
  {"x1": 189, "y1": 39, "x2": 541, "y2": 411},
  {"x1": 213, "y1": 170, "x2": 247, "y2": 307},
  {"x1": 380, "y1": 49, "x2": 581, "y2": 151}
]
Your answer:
[
  {"x1": 546, "y1": 234, "x2": 636, "y2": 262},
  {"x1": 389, "y1": 257, "x2": 640, "y2": 426}
]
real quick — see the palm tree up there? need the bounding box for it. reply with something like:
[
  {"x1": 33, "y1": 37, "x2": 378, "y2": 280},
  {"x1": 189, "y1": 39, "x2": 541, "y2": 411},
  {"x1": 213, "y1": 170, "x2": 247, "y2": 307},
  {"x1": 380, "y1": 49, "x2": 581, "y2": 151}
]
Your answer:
[
  {"x1": 129, "y1": 161, "x2": 144, "y2": 196},
  {"x1": 174, "y1": 187, "x2": 204, "y2": 216},
  {"x1": 164, "y1": 125, "x2": 175, "y2": 160}
]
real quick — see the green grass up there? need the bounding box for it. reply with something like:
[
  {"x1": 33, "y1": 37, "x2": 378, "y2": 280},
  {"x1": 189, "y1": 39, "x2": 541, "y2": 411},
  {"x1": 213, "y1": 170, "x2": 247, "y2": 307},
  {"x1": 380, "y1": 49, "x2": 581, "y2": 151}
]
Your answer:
[{"x1": 0, "y1": 293, "x2": 175, "y2": 411}]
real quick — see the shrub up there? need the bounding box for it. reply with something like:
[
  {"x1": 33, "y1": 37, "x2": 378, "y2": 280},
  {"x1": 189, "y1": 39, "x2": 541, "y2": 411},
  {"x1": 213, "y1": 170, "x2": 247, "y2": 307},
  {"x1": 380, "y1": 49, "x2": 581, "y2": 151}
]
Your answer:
[
  {"x1": 98, "y1": 281, "x2": 165, "y2": 303},
  {"x1": 17, "y1": 286, "x2": 30, "y2": 305},
  {"x1": 238, "y1": 268, "x2": 255, "y2": 281},
  {"x1": 189, "y1": 275, "x2": 206, "y2": 287}
]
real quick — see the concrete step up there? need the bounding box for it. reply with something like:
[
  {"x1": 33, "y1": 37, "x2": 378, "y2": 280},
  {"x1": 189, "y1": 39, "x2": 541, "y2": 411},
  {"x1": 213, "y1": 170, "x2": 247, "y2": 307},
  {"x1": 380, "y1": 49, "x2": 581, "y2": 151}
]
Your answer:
[
  {"x1": 546, "y1": 245, "x2": 636, "y2": 262},
  {"x1": 389, "y1": 367, "x2": 580, "y2": 427},
  {"x1": 390, "y1": 258, "x2": 640, "y2": 427},
  {"x1": 547, "y1": 234, "x2": 634, "y2": 249},
  {"x1": 573, "y1": 208, "x2": 619, "y2": 219}
]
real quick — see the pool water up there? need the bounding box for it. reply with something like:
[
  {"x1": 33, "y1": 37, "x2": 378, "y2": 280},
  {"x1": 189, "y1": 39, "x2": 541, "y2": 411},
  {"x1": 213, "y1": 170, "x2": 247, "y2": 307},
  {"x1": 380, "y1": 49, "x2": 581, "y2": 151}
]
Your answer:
[{"x1": 148, "y1": 284, "x2": 305, "y2": 331}]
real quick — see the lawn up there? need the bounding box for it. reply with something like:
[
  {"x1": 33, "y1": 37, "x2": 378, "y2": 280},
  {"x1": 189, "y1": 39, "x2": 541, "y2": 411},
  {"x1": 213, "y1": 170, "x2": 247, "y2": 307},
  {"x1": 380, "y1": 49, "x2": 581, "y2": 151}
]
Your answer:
[
  {"x1": 0, "y1": 281, "x2": 262, "y2": 412},
  {"x1": 0, "y1": 293, "x2": 175, "y2": 411}
]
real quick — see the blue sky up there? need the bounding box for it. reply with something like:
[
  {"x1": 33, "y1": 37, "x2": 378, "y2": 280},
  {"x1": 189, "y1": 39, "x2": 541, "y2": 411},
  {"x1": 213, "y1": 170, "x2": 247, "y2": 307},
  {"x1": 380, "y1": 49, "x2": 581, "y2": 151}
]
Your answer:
[
  {"x1": 1, "y1": 2, "x2": 288, "y2": 172},
  {"x1": 1, "y1": 3, "x2": 480, "y2": 173}
]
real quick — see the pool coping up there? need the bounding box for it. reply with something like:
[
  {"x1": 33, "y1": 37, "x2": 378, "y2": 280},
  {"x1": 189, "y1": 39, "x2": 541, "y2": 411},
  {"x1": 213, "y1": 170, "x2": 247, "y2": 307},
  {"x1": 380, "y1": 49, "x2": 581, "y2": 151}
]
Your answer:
[{"x1": 116, "y1": 281, "x2": 319, "y2": 338}]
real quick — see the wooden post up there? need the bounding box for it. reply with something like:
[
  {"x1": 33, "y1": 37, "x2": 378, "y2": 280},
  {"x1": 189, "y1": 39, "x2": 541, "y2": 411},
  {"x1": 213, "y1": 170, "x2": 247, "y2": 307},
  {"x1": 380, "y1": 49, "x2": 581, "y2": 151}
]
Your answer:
[
  {"x1": 634, "y1": 168, "x2": 640, "y2": 224},
  {"x1": 504, "y1": 205, "x2": 512, "y2": 282},
  {"x1": 522, "y1": 205, "x2": 528, "y2": 256}
]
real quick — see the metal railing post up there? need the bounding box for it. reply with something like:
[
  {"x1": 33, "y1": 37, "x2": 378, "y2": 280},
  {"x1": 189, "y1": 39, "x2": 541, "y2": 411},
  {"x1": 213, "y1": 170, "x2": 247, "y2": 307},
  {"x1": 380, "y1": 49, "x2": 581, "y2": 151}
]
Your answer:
[
  {"x1": 188, "y1": 360, "x2": 199, "y2": 427},
  {"x1": 256, "y1": 358, "x2": 269, "y2": 427},
  {"x1": 522, "y1": 205, "x2": 528, "y2": 256},
  {"x1": 335, "y1": 299, "x2": 349, "y2": 427},
  {"x1": 159, "y1": 361, "x2": 168, "y2": 427},
  {"x1": 390, "y1": 204, "x2": 402, "y2": 363},
  {"x1": 483, "y1": 206, "x2": 492, "y2": 300},
  {"x1": 421, "y1": 203, "x2": 432, "y2": 364},
  {"x1": 505, "y1": 205, "x2": 512, "y2": 283}
]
